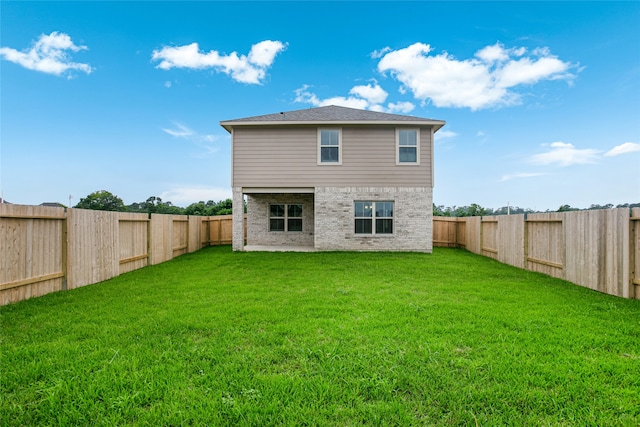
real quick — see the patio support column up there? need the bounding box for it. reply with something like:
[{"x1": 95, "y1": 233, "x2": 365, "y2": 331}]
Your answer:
[{"x1": 232, "y1": 187, "x2": 244, "y2": 251}]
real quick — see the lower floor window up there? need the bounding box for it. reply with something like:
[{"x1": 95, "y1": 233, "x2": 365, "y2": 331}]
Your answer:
[
  {"x1": 270, "y1": 204, "x2": 303, "y2": 232},
  {"x1": 355, "y1": 201, "x2": 394, "y2": 235}
]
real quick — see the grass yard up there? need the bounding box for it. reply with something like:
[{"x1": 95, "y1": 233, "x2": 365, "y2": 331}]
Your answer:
[{"x1": 1, "y1": 246, "x2": 639, "y2": 426}]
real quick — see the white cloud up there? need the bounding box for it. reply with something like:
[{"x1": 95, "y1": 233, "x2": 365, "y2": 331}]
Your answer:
[
  {"x1": 475, "y1": 43, "x2": 511, "y2": 64},
  {"x1": 604, "y1": 142, "x2": 640, "y2": 157},
  {"x1": 323, "y1": 96, "x2": 370, "y2": 110},
  {"x1": 386, "y1": 101, "x2": 415, "y2": 113},
  {"x1": 164, "y1": 81, "x2": 172, "y2": 88},
  {"x1": 530, "y1": 142, "x2": 601, "y2": 166},
  {"x1": 496, "y1": 56, "x2": 573, "y2": 87},
  {"x1": 247, "y1": 40, "x2": 286, "y2": 67},
  {"x1": 162, "y1": 122, "x2": 226, "y2": 158},
  {"x1": 436, "y1": 130, "x2": 458, "y2": 140},
  {"x1": 294, "y1": 85, "x2": 370, "y2": 110},
  {"x1": 151, "y1": 40, "x2": 286, "y2": 84},
  {"x1": 371, "y1": 47, "x2": 392, "y2": 59},
  {"x1": 350, "y1": 83, "x2": 388, "y2": 104},
  {"x1": 0, "y1": 31, "x2": 92, "y2": 77},
  {"x1": 161, "y1": 186, "x2": 232, "y2": 205},
  {"x1": 294, "y1": 83, "x2": 415, "y2": 114},
  {"x1": 500, "y1": 172, "x2": 547, "y2": 182},
  {"x1": 377, "y1": 42, "x2": 577, "y2": 110},
  {"x1": 162, "y1": 123, "x2": 194, "y2": 138}
]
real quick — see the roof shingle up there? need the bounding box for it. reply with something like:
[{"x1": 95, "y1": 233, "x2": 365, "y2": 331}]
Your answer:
[{"x1": 220, "y1": 105, "x2": 445, "y2": 132}]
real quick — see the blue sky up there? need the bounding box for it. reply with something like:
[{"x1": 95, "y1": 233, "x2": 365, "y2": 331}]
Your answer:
[{"x1": 1, "y1": 1, "x2": 639, "y2": 211}]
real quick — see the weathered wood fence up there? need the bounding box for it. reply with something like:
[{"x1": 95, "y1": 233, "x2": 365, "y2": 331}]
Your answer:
[
  {"x1": 0, "y1": 204, "x2": 244, "y2": 305},
  {"x1": 433, "y1": 208, "x2": 640, "y2": 300}
]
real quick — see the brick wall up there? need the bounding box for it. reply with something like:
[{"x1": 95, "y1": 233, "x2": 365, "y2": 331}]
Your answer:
[
  {"x1": 246, "y1": 193, "x2": 314, "y2": 247},
  {"x1": 232, "y1": 187, "x2": 244, "y2": 251},
  {"x1": 314, "y1": 187, "x2": 433, "y2": 252}
]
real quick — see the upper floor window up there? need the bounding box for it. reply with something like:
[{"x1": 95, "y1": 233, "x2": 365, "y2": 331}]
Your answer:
[
  {"x1": 397, "y1": 128, "x2": 420, "y2": 164},
  {"x1": 318, "y1": 128, "x2": 342, "y2": 165}
]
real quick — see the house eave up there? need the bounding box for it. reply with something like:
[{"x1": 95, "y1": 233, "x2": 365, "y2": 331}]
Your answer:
[
  {"x1": 220, "y1": 120, "x2": 446, "y2": 133},
  {"x1": 242, "y1": 187, "x2": 315, "y2": 194}
]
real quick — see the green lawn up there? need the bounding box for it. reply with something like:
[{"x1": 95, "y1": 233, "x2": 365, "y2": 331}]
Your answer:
[{"x1": 1, "y1": 246, "x2": 639, "y2": 426}]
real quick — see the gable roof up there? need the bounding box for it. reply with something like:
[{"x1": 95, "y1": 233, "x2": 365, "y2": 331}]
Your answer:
[{"x1": 220, "y1": 105, "x2": 445, "y2": 133}]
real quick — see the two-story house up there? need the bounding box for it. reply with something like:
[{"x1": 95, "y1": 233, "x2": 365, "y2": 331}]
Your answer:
[{"x1": 220, "y1": 105, "x2": 445, "y2": 252}]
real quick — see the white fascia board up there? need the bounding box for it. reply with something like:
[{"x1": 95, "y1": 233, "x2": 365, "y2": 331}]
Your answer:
[{"x1": 221, "y1": 120, "x2": 446, "y2": 133}]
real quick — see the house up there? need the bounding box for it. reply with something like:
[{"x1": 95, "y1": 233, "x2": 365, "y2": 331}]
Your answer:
[{"x1": 220, "y1": 105, "x2": 445, "y2": 252}]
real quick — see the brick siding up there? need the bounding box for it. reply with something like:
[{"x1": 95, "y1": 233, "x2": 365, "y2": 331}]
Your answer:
[
  {"x1": 314, "y1": 187, "x2": 432, "y2": 252},
  {"x1": 246, "y1": 194, "x2": 314, "y2": 247}
]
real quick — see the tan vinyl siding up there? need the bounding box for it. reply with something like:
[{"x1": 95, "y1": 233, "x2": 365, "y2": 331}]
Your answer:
[{"x1": 232, "y1": 125, "x2": 433, "y2": 187}]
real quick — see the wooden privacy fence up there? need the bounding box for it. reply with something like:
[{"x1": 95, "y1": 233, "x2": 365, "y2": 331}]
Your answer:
[
  {"x1": 3, "y1": 203, "x2": 637, "y2": 304},
  {"x1": 433, "y1": 208, "x2": 640, "y2": 300},
  {"x1": 0, "y1": 204, "x2": 245, "y2": 305}
]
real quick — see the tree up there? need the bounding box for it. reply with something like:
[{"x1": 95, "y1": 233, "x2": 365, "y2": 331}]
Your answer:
[
  {"x1": 211, "y1": 198, "x2": 233, "y2": 215},
  {"x1": 148, "y1": 197, "x2": 183, "y2": 214},
  {"x1": 127, "y1": 196, "x2": 184, "y2": 214},
  {"x1": 74, "y1": 190, "x2": 125, "y2": 211},
  {"x1": 466, "y1": 203, "x2": 491, "y2": 217},
  {"x1": 184, "y1": 198, "x2": 234, "y2": 216},
  {"x1": 588, "y1": 204, "x2": 613, "y2": 210},
  {"x1": 433, "y1": 204, "x2": 450, "y2": 217},
  {"x1": 557, "y1": 204, "x2": 579, "y2": 212},
  {"x1": 184, "y1": 201, "x2": 208, "y2": 216},
  {"x1": 492, "y1": 206, "x2": 534, "y2": 216}
]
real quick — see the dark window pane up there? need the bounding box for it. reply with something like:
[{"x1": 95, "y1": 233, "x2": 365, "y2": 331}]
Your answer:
[
  {"x1": 376, "y1": 219, "x2": 393, "y2": 234},
  {"x1": 288, "y1": 204, "x2": 302, "y2": 218},
  {"x1": 270, "y1": 219, "x2": 285, "y2": 231},
  {"x1": 321, "y1": 130, "x2": 339, "y2": 145},
  {"x1": 376, "y1": 202, "x2": 393, "y2": 218},
  {"x1": 355, "y1": 219, "x2": 372, "y2": 234},
  {"x1": 355, "y1": 201, "x2": 372, "y2": 218},
  {"x1": 288, "y1": 218, "x2": 302, "y2": 231},
  {"x1": 399, "y1": 129, "x2": 417, "y2": 146},
  {"x1": 270, "y1": 204, "x2": 284, "y2": 217},
  {"x1": 399, "y1": 147, "x2": 417, "y2": 162},
  {"x1": 321, "y1": 147, "x2": 339, "y2": 162}
]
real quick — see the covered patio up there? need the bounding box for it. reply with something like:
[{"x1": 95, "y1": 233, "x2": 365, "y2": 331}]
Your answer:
[{"x1": 233, "y1": 187, "x2": 315, "y2": 251}]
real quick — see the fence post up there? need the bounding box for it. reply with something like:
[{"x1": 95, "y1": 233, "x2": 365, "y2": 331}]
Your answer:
[
  {"x1": 61, "y1": 209, "x2": 68, "y2": 291},
  {"x1": 146, "y1": 213, "x2": 152, "y2": 266},
  {"x1": 453, "y1": 218, "x2": 457, "y2": 248},
  {"x1": 523, "y1": 214, "x2": 529, "y2": 273},
  {"x1": 631, "y1": 208, "x2": 640, "y2": 299},
  {"x1": 479, "y1": 217, "x2": 484, "y2": 255},
  {"x1": 206, "y1": 217, "x2": 211, "y2": 247}
]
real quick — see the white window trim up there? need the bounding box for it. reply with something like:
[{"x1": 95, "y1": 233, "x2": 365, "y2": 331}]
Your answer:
[
  {"x1": 317, "y1": 128, "x2": 342, "y2": 165},
  {"x1": 396, "y1": 128, "x2": 420, "y2": 165},
  {"x1": 354, "y1": 201, "x2": 394, "y2": 236},
  {"x1": 269, "y1": 203, "x2": 303, "y2": 232}
]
